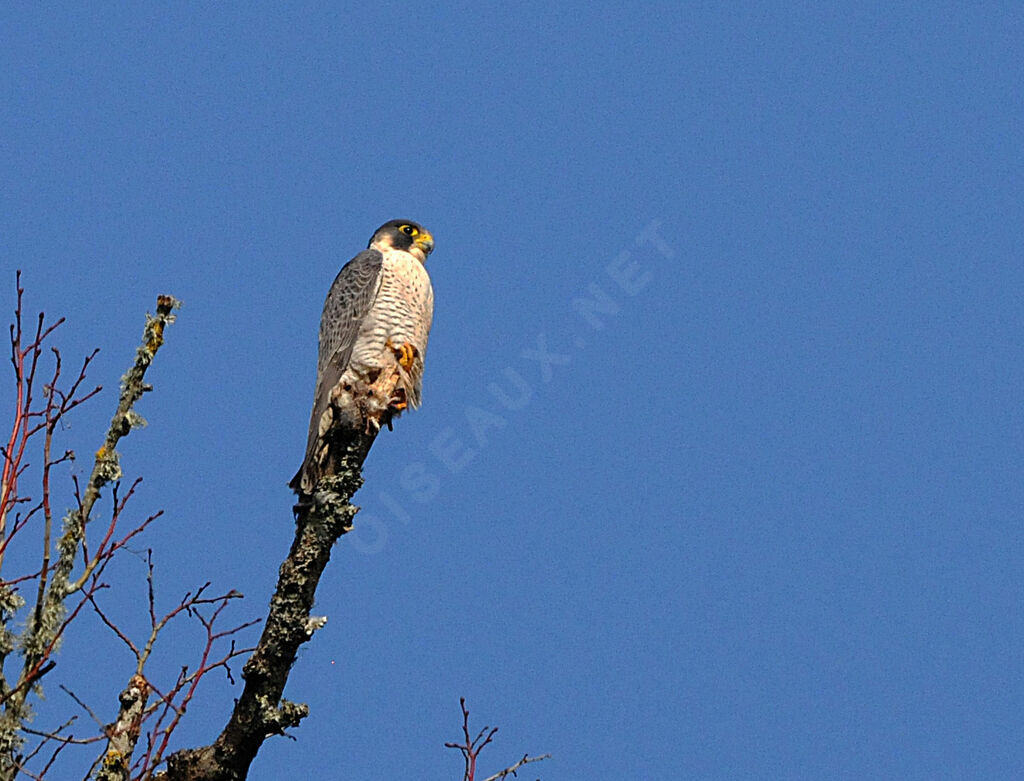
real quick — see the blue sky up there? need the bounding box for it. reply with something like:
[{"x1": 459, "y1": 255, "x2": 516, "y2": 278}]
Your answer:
[{"x1": 2, "y1": 3, "x2": 1023, "y2": 779}]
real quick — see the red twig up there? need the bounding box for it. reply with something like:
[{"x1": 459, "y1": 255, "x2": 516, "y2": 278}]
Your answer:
[
  {"x1": 0, "y1": 277, "x2": 189, "y2": 779},
  {"x1": 4, "y1": 492, "x2": 163, "y2": 708},
  {"x1": 130, "y1": 589, "x2": 258, "y2": 778},
  {"x1": 445, "y1": 699, "x2": 550, "y2": 781},
  {"x1": 1, "y1": 270, "x2": 100, "y2": 577},
  {"x1": 446, "y1": 698, "x2": 498, "y2": 781}
]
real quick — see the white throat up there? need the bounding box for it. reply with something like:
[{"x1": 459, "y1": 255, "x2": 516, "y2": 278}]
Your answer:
[{"x1": 372, "y1": 240, "x2": 426, "y2": 265}]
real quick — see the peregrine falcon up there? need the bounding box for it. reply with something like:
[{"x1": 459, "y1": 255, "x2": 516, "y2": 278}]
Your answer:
[{"x1": 291, "y1": 219, "x2": 435, "y2": 495}]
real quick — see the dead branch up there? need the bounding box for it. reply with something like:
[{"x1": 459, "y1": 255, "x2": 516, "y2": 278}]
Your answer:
[
  {"x1": 160, "y1": 433, "x2": 376, "y2": 780},
  {"x1": 92, "y1": 675, "x2": 149, "y2": 781}
]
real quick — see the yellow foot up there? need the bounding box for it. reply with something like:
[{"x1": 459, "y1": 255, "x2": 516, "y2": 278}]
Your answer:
[
  {"x1": 386, "y1": 339, "x2": 418, "y2": 371},
  {"x1": 389, "y1": 386, "x2": 408, "y2": 412}
]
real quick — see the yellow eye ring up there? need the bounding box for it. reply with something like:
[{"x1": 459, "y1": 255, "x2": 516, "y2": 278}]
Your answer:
[{"x1": 400, "y1": 224, "x2": 418, "y2": 236}]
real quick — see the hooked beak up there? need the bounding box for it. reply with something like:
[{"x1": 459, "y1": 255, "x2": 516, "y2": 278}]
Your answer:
[{"x1": 414, "y1": 231, "x2": 434, "y2": 256}]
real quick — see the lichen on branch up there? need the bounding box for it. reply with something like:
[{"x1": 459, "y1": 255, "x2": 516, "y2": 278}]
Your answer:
[
  {"x1": 160, "y1": 433, "x2": 375, "y2": 781},
  {"x1": 0, "y1": 290, "x2": 181, "y2": 779}
]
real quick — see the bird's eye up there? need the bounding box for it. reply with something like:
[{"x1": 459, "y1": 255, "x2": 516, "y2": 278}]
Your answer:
[{"x1": 401, "y1": 225, "x2": 417, "y2": 236}]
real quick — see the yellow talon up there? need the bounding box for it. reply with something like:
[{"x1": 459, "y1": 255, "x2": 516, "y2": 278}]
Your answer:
[
  {"x1": 386, "y1": 340, "x2": 417, "y2": 370},
  {"x1": 389, "y1": 386, "x2": 409, "y2": 412},
  {"x1": 400, "y1": 343, "x2": 416, "y2": 370}
]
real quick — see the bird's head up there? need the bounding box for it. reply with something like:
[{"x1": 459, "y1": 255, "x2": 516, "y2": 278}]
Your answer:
[{"x1": 369, "y1": 219, "x2": 435, "y2": 263}]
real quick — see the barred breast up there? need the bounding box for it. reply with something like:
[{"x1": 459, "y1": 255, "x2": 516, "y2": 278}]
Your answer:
[{"x1": 350, "y1": 249, "x2": 434, "y2": 404}]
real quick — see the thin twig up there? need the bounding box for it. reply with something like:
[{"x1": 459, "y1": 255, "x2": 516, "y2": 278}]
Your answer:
[
  {"x1": 445, "y1": 698, "x2": 550, "y2": 781},
  {"x1": 481, "y1": 754, "x2": 552, "y2": 781},
  {"x1": 0, "y1": 288, "x2": 180, "y2": 780},
  {"x1": 59, "y1": 685, "x2": 106, "y2": 730}
]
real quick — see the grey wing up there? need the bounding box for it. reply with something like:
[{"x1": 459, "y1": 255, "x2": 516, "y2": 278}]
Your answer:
[
  {"x1": 316, "y1": 249, "x2": 384, "y2": 378},
  {"x1": 299, "y1": 249, "x2": 384, "y2": 471}
]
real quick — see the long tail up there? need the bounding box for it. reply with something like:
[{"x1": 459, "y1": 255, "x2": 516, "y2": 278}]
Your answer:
[
  {"x1": 288, "y1": 463, "x2": 307, "y2": 495},
  {"x1": 291, "y1": 381, "x2": 335, "y2": 496}
]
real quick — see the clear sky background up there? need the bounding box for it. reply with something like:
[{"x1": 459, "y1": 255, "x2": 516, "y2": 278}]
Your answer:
[{"x1": 2, "y1": 3, "x2": 1022, "y2": 779}]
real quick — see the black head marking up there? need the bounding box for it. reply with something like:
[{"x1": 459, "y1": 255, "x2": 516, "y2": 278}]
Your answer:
[{"x1": 368, "y1": 219, "x2": 432, "y2": 254}]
